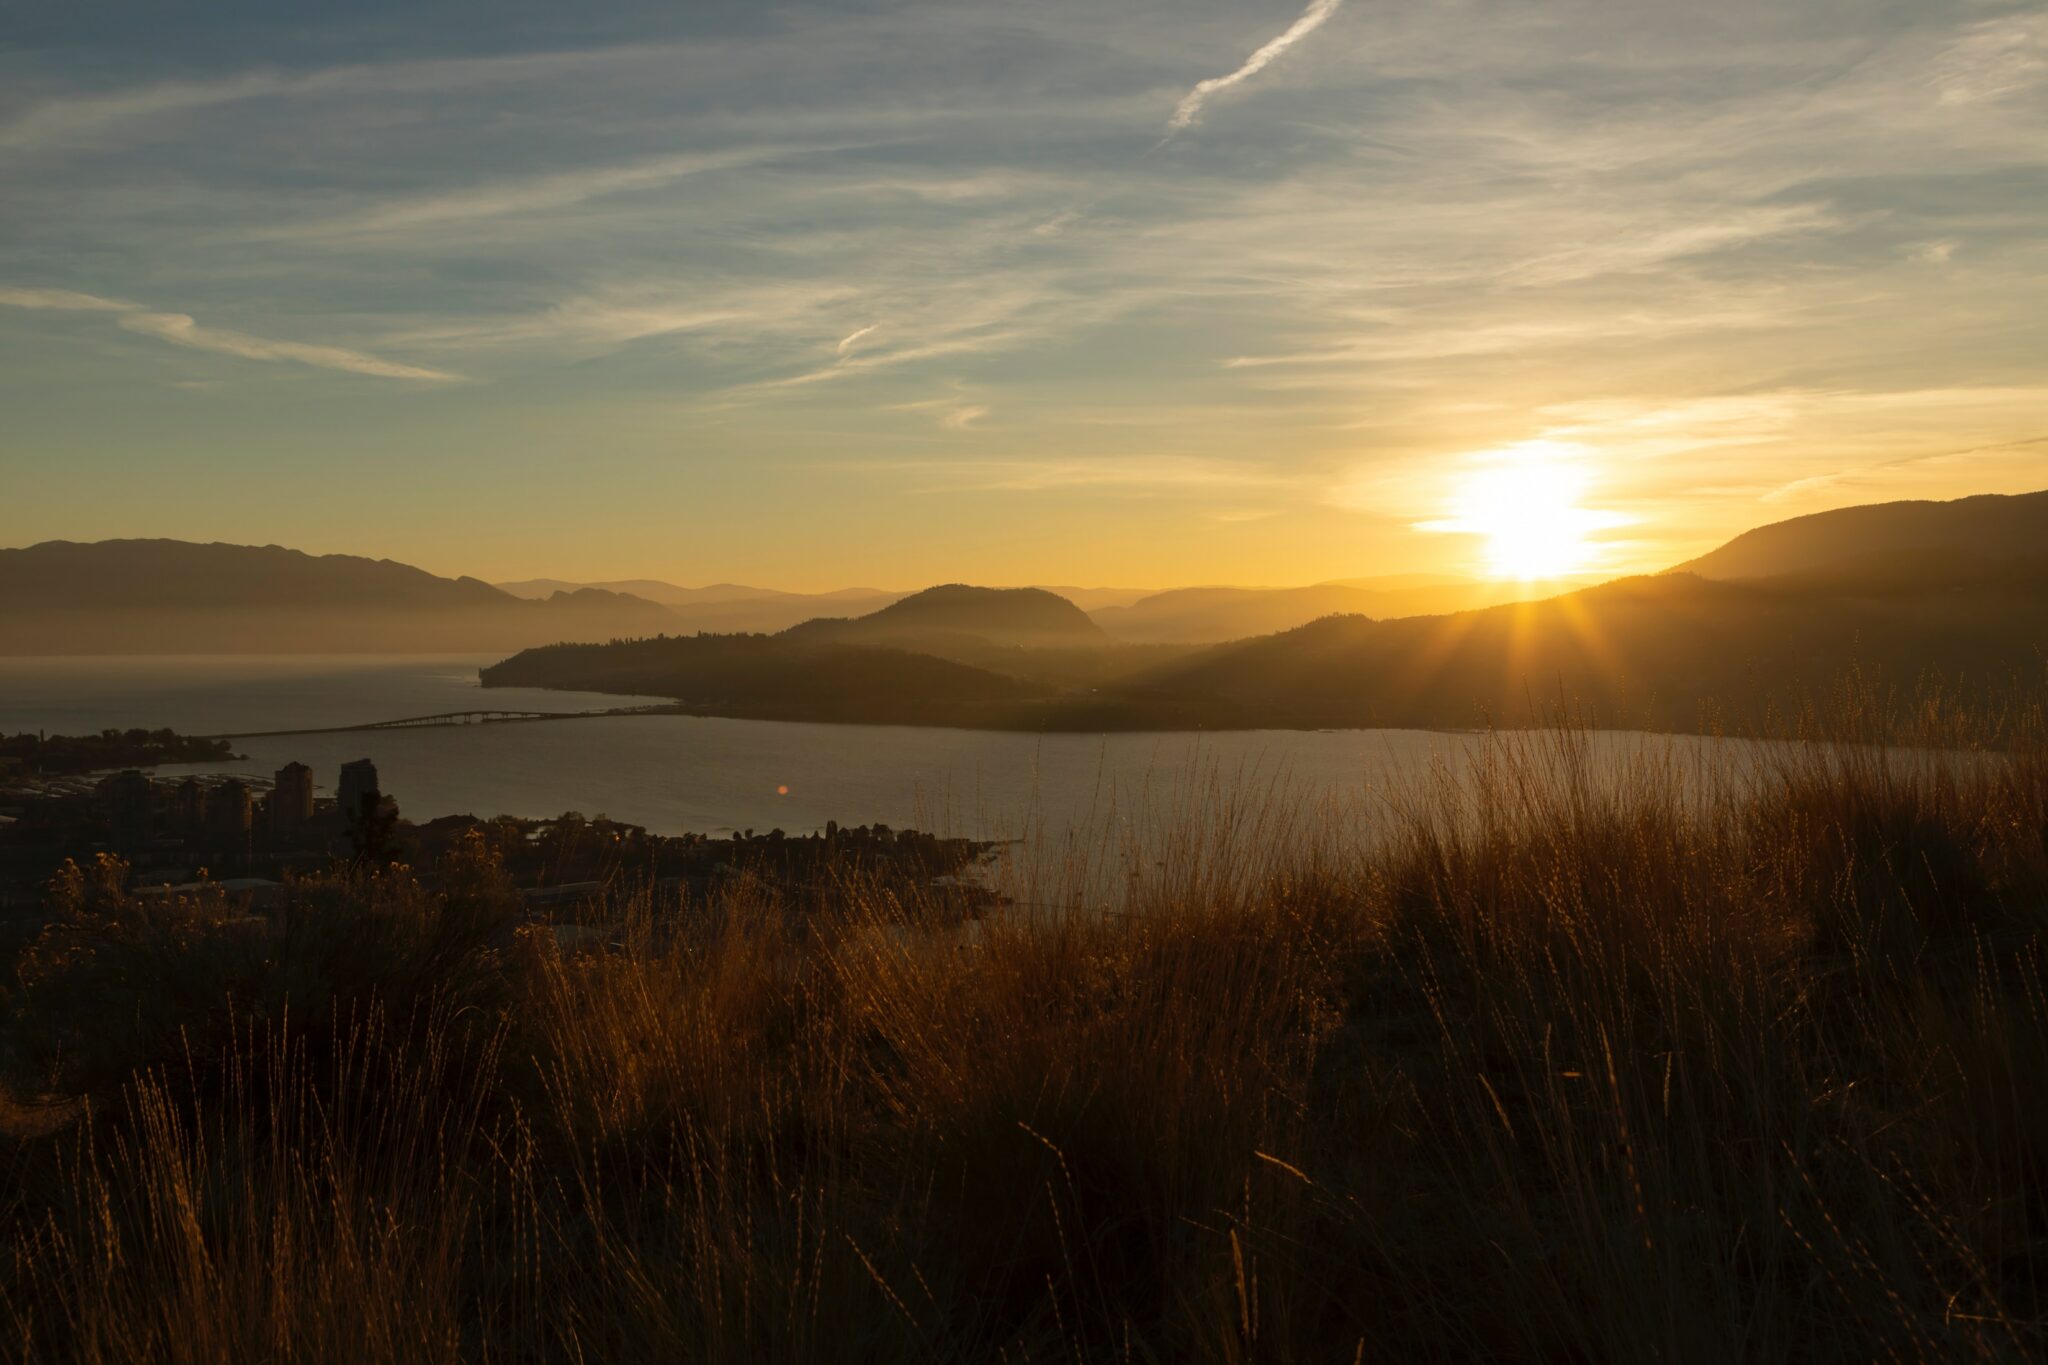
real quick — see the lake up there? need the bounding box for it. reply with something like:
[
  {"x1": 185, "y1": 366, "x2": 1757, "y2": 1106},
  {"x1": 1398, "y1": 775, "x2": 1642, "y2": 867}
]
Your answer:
[{"x1": 0, "y1": 655, "x2": 1764, "y2": 851}]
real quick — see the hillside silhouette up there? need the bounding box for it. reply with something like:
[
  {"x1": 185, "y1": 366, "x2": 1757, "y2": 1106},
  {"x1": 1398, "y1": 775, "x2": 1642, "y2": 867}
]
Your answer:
[
  {"x1": 1119, "y1": 557, "x2": 2048, "y2": 730},
  {"x1": 15, "y1": 492, "x2": 2048, "y2": 719},
  {"x1": 482, "y1": 506, "x2": 2048, "y2": 732},
  {"x1": 1089, "y1": 577, "x2": 1550, "y2": 643},
  {"x1": 0, "y1": 539, "x2": 681, "y2": 654},
  {"x1": 496, "y1": 578, "x2": 907, "y2": 633},
  {"x1": 1675, "y1": 488, "x2": 2048, "y2": 579},
  {"x1": 480, "y1": 633, "x2": 1034, "y2": 725},
  {"x1": 781, "y1": 584, "x2": 1109, "y2": 650}
]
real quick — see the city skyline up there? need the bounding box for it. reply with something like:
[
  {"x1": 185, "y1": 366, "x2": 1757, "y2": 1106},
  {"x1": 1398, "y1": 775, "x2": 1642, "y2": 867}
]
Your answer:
[{"x1": 5, "y1": 1, "x2": 2046, "y2": 590}]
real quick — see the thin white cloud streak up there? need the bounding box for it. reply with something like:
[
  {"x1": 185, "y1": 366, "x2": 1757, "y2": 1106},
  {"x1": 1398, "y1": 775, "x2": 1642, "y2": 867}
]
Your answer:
[
  {"x1": 1168, "y1": 0, "x2": 1345, "y2": 132},
  {"x1": 118, "y1": 312, "x2": 458, "y2": 381},
  {"x1": 0, "y1": 286, "x2": 134, "y2": 311},
  {"x1": 255, "y1": 146, "x2": 831, "y2": 239},
  {"x1": 0, "y1": 42, "x2": 703, "y2": 151},
  {"x1": 889, "y1": 397, "x2": 989, "y2": 430},
  {"x1": 1763, "y1": 433, "x2": 2048, "y2": 504},
  {"x1": 385, "y1": 299, "x2": 754, "y2": 350},
  {"x1": 0, "y1": 11, "x2": 1163, "y2": 156},
  {"x1": 876, "y1": 454, "x2": 1285, "y2": 496},
  {"x1": 1225, "y1": 303, "x2": 1793, "y2": 371},
  {"x1": 836, "y1": 324, "x2": 881, "y2": 353},
  {"x1": 0, "y1": 71, "x2": 297, "y2": 151},
  {"x1": 0, "y1": 285, "x2": 454, "y2": 380}
]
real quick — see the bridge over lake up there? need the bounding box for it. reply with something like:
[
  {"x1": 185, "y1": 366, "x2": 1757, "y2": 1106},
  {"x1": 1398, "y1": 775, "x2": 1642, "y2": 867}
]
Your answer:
[{"x1": 203, "y1": 705, "x2": 675, "y2": 741}]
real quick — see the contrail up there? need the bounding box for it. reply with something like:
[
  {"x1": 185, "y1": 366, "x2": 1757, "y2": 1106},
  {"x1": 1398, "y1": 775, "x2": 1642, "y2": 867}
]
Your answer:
[{"x1": 1168, "y1": 0, "x2": 1345, "y2": 133}]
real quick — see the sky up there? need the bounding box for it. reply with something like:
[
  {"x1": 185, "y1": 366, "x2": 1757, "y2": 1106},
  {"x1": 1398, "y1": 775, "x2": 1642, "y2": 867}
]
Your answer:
[{"x1": 2, "y1": 0, "x2": 2045, "y2": 590}]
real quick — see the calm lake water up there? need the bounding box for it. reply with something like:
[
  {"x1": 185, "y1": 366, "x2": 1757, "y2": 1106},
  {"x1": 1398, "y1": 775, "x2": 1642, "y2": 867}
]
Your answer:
[{"x1": 0, "y1": 655, "x2": 1765, "y2": 849}]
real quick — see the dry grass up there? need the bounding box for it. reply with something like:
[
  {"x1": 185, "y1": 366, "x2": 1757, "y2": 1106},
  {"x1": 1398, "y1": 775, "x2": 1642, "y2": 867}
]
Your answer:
[{"x1": 2, "y1": 701, "x2": 2045, "y2": 1361}]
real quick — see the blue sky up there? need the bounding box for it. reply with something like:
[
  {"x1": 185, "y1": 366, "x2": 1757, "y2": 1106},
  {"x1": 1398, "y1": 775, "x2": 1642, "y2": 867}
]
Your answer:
[{"x1": 3, "y1": 0, "x2": 2045, "y2": 587}]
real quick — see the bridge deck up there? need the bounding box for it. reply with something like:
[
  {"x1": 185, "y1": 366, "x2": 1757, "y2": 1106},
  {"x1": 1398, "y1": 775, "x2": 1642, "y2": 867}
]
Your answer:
[{"x1": 202, "y1": 705, "x2": 673, "y2": 741}]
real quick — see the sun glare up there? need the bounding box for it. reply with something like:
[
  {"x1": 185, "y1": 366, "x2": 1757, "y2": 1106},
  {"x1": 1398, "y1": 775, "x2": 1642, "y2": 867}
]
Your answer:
[{"x1": 1419, "y1": 442, "x2": 1628, "y2": 581}]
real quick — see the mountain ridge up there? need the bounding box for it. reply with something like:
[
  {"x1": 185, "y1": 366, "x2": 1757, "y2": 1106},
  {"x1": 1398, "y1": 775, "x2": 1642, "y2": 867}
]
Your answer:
[
  {"x1": 1673, "y1": 489, "x2": 2048, "y2": 580},
  {"x1": 0, "y1": 539, "x2": 681, "y2": 655},
  {"x1": 781, "y1": 584, "x2": 1109, "y2": 650}
]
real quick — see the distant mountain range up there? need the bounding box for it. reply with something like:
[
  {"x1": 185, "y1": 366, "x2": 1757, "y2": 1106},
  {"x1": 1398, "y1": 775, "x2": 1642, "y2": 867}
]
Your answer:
[
  {"x1": 495, "y1": 577, "x2": 1156, "y2": 633},
  {"x1": 1088, "y1": 577, "x2": 1565, "y2": 643},
  {"x1": 0, "y1": 540, "x2": 679, "y2": 655},
  {"x1": 494, "y1": 578, "x2": 909, "y2": 634},
  {"x1": 497, "y1": 578, "x2": 899, "y2": 607},
  {"x1": 10, "y1": 493, "x2": 2047, "y2": 733},
  {"x1": 495, "y1": 574, "x2": 1523, "y2": 642},
  {"x1": 484, "y1": 489, "x2": 2048, "y2": 732}
]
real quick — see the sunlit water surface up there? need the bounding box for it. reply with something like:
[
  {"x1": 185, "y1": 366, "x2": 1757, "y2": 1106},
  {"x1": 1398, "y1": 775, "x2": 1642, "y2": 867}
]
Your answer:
[{"x1": 2, "y1": 656, "x2": 1897, "y2": 896}]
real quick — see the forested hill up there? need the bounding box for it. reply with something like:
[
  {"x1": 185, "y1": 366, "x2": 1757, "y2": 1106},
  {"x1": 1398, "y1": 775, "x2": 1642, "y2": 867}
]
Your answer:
[
  {"x1": 781, "y1": 585, "x2": 1107, "y2": 649},
  {"x1": 480, "y1": 635, "x2": 1041, "y2": 726}
]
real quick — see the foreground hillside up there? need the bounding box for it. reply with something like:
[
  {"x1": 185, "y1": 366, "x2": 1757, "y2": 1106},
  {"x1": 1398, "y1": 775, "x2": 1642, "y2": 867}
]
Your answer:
[{"x1": 2, "y1": 710, "x2": 2042, "y2": 1360}]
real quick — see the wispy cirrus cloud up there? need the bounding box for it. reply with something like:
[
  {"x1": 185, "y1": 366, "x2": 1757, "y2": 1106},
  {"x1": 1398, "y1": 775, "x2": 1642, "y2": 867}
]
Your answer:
[
  {"x1": 118, "y1": 312, "x2": 457, "y2": 381},
  {"x1": 0, "y1": 42, "x2": 705, "y2": 152},
  {"x1": 1932, "y1": 11, "x2": 2048, "y2": 105},
  {"x1": 1, "y1": 286, "x2": 456, "y2": 381},
  {"x1": 876, "y1": 454, "x2": 1285, "y2": 496},
  {"x1": 889, "y1": 396, "x2": 990, "y2": 430},
  {"x1": 1763, "y1": 432, "x2": 2048, "y2": 504},
  {"x1": 256, "y1": 145, "x2": 832, "y2": 240},
  {"x1": 6, "y1": 1, "x2": 2048, "y2": 581},
  {"x1": 1167, "y1": 0, "x2": 1345, "y2": 133},
  {"x1": 0, "y1": 286, "x2": 135, "y2": 312}
]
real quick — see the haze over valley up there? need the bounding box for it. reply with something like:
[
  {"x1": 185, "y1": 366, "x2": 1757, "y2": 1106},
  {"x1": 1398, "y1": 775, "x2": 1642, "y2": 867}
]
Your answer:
[{"x1": 6, "y1": 489, "x2": 2042, "y2": 735}]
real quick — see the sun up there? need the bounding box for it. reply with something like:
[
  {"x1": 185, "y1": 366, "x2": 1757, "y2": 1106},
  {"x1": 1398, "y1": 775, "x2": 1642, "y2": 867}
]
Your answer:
[{"x1": 1419, "y1": 442, "x2": 1628, "y2": 581}]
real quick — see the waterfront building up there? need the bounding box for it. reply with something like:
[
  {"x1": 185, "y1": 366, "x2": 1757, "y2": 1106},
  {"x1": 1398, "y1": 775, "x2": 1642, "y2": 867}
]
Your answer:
[
  {"x1": 337, "y1": 758, "x2": 379, "y2": 822},
  {"x1": 208, "y1": 779, "x2": 253, "y2": 840},
  {"x1": 269, "y1": 761, "x2": 314, "y2": 833},
  {"x1": 102, "y1": 769, "x2": 154, "y2": 850},
  {"x1": 169, "y1": 778, "x2": 208, "y2": 834}
]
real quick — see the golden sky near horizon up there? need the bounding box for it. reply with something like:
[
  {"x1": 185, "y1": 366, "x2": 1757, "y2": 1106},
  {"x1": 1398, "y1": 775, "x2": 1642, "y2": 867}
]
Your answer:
[{"x1": 3, "y1": 1, "x2": 2046, "y2": 590}]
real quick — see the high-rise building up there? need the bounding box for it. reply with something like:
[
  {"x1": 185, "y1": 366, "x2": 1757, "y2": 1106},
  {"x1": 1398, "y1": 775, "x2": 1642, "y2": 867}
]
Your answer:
[
  {"x1": 102, "y1": 769, "x2": 154, "y2": 850},
  {"x1": 207, "y1": 779, "x2": 253, "y2": 840},
  {"x1": 338, "y1": 758, "x2": 380, "y2": 822},
  {"x1": 169, "y1": 778, "x2": 208, "y2": 835},
  {"x1": 269, "y1": 761, "x2": 314, "y2": 833}
]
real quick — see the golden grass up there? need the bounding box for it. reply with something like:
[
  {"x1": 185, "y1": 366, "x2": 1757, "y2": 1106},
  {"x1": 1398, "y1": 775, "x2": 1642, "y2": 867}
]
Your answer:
[{"x1": 2, "y1": 699, "x2": 2045, "y2": 1361}]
